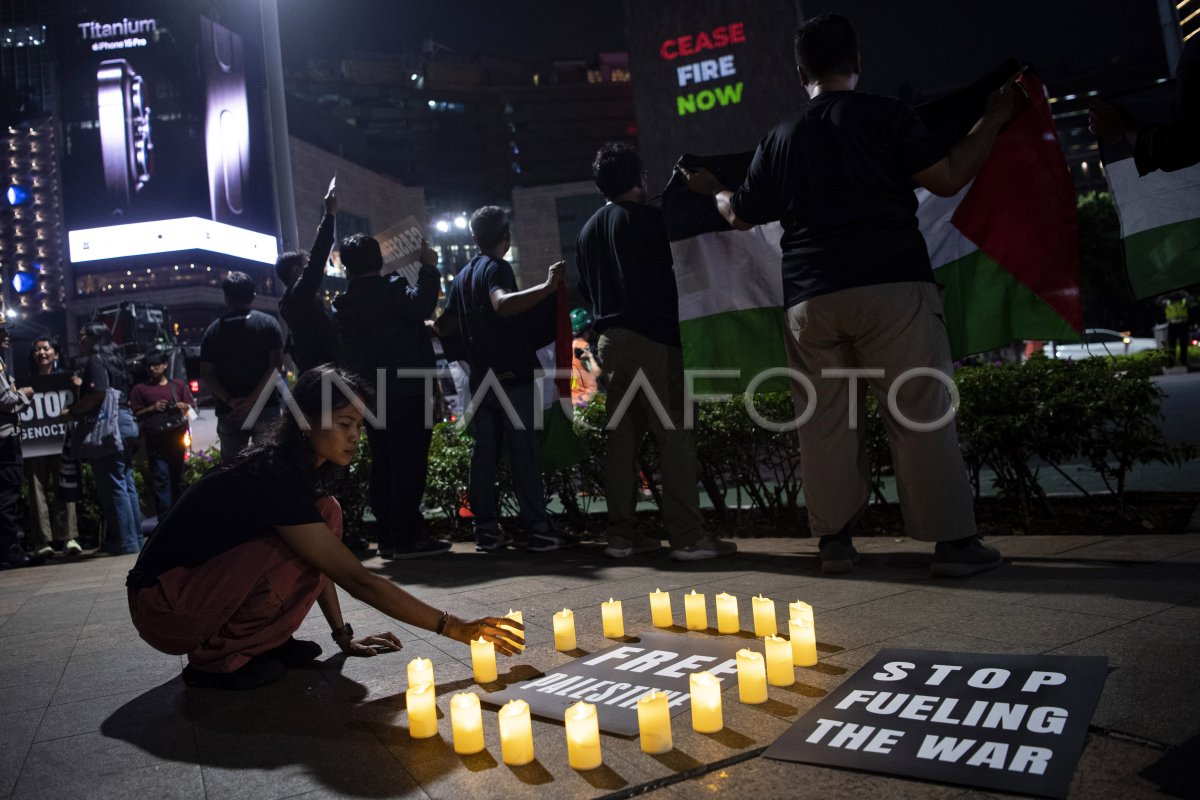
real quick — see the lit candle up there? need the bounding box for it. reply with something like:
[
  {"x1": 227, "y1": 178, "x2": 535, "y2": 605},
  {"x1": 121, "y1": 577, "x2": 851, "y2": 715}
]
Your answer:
[
  {"x1": 789, "y1": 617, "x2": 818, "y2": 667},
  {"x1": 751, "y1": 595, "x2": 777, "y2": 637},
  {"x1": 637, "y1": 690, "x2": 672, "y2": 754},
  {"x1": 450, "y1": 692, "x2": 485, "y2": 755},
  {"x1": 471, "y1": 637, "x2": 497, "y2": 683},
  {"x1": 789, "y1": 600, "x2": 814, "y2": 627},
  {"x1": 601, "y1": 598, "x2": 624, "y2": 639},
  {"x1": 649, "y1": 588, "x2": 673, "y2": 628},
  {"x1": 684, "y1": 590, "x2": 708, "y2": 631},
  {"x1": 764, "y1": 635, "x2": 795, "y2": 687},
  {"x1": 689, "y1": 671, "x2": 723, "y2": 733},
  {"x1": 553, "y1": 608, "x2": 576, "y2": 652},
  {"x1": 407, "y1": 657, "x2": 434, "y2": 688},
  {"x1": 498, "y1": 699, "x2": 535, "y2": 766},
  {"x1": 736, "y1": 648, "x2": 768, "y2": 704},
  {"x1": 501, "y1": 609, "x2": 524, "y2": 652},
  {"x1": 564, "y1": 701, "x2": 602, "y2": 770},
  {"x1": 715, "y1": 592, "x2": 739, "y2": 634},
  {"x1": 406, "y1": 681, "x2": 438, "y2": 739}
]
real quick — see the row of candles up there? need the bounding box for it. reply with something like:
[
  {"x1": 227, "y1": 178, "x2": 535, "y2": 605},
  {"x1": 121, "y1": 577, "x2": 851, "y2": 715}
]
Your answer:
[{"x1": 410, "y1": 591, "x2": 819, "y2": 769}]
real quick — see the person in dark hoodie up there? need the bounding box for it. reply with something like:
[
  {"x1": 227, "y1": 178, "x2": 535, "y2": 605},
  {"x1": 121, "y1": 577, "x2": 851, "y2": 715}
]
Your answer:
[
  {"x1": 277, "y1": 181, "x2": 341, "y2": 374},
  {"x1": 332, "y1": 233, "x2": 450, "y2": 559}
]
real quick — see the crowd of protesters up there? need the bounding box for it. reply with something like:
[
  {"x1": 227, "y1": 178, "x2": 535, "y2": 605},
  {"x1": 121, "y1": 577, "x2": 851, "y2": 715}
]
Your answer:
[{"x1": 3, "y1": 13, "x2": 1196, "y2": 689}]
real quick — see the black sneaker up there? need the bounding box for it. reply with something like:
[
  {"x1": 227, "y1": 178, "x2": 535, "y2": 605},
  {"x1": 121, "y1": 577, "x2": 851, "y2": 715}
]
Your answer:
[
  {"x1": 390, "y1": 537, "x2": 452, "y2": 559},
  {"x1": 182, "y1": 657, "x2": 287, "y2": 690},
  {"x1": 526, "y1": 523, "x2": 578, "y2": 553},
  {"x1": 262, "y1": 637, "x2": 322, "y2": 668},
  {"x1": 475, "y1": 526, "x2": 513, "y2": 553},
  {"x1": 818, "y1": 534, "x2": 859, "y2": 575},
  {"x1": 930, "y1": 536, "x2": 1003, "y2": 577}
]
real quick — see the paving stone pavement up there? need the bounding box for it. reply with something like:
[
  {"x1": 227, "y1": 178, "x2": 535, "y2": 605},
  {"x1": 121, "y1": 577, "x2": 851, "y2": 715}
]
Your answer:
[{"x1": 0, "y1": 534, "x2": 1197, "y2": 800}]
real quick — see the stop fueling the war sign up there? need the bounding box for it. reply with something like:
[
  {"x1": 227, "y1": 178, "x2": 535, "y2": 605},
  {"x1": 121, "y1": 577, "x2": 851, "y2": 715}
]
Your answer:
[{"x1": 765, "y1": 649, "x2": 1108, "y2": 798}]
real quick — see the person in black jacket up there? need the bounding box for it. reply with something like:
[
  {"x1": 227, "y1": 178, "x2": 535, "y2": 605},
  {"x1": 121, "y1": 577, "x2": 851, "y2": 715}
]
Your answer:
[
  {"x1": 0, "y1": 322, "x2": 36, "y2": 568},
  {"x1": 277, "y1": 182, "x2": 341, "y2": 373},
  {"x1": 332, "y1": 234, "x2": 450, "y2": 559}
]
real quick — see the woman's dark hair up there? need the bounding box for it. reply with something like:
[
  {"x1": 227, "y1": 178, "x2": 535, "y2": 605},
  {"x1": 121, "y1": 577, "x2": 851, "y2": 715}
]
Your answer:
[
  {"x1": 27, "y1": 335, "x2": 61, "y2": 375},
  {"x1": 793, "y1": 14, "x2": 859, "y2": 79},
  {"x1": 340, "y1": 234, "x2": 383, "y2": 278},
  {"x1": 592, "y1": 143, "x2": 644, "y2": 200},
  {"x1": 226, "y1": 364, "x2": 375, "y2": 493},
  {"x1": 80, "y1": 322, "x2": 129, "y2": 388}
]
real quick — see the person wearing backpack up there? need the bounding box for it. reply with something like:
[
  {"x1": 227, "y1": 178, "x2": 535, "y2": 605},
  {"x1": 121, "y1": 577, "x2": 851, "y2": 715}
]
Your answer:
[
  {"x1": 70, "y1": 322, "x2": 143, "y2": 555},
  {"x1": 131, "y1": 350, "x2": 196, "y2": 518}
]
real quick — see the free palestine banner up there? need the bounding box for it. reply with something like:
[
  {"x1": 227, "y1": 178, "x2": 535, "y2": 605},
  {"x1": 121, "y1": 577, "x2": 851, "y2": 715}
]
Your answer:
[{"x1": 661, "y1": 63, "x2": 1083, "y2": 393}]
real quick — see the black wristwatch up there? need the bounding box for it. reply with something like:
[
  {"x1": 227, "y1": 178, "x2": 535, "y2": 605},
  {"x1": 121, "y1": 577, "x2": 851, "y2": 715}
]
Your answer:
[{"x1": 331, "y1": 622, "x2": 353, "y2": 641}]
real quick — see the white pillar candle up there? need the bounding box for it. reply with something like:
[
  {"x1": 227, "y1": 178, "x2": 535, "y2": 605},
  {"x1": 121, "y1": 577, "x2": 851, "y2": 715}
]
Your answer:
[
  {"x1": 407, "y1": 657, "x2": 433, "y2": 688},
  {"x1": 736, "y1": 649, "x2": 768, "y2": 704},
  {"x1": 471, "y1": 637, "x2": 497, "y2": 683},
  {"x1": 649, "y1": 588, "x2": 673, "y2": 628},
  {"x1": 553, "y1": 608, "x2": 576, "y2": 651},
  {"x1": 684, "y1": 590, "x2": 708, "y2": 631},
  {"x1": 751, "y1": 594, "x2": 777, "y2": 637},
  {"x1": 789, "y1": 617, "x2": 818, "y2": 667},
  {"x1": 689, "y1": 671, "x2": 723, "y2": 733},
  {"x1": 406, "y1": 681, "x2": 438, "y2": 739},
  {"x1": 501, "y1": 609, "x2": 524, "y2": 652},
  {"x1": 764, "y1": 635, "x2": 795, "y2": 687},
  {"x1": 498, "y1": 699, "x2": 535, "y2": 766},
  {"x1": 789, "y1": 600, "x2": 814, "y2": 627},
  {"x1": 636, "y1": 690, "x2": 673, "y2": 754},
  {"x1": 715, "y1": 592, "x2": 739, "y2": 634},
  {"x1": 564, "y1": 701, "x2": 602, "y2": 770},
  {"x1": 601, "y1": 598, "x2": 624, "y2": 638},
  {"x1": 450, "y1": 692, "x2": 485, "y2": 755}
]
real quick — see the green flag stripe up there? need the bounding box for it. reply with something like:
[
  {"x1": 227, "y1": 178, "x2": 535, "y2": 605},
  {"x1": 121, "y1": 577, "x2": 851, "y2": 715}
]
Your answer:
[
  {"x1": 680, "y1": 306, "x2": 789, "y2": 395},
  {"x1": 939, "y1": 250, "x2": 1080, "y2": 358},
  {"x1": 1123, "y1": 216, "x2": 1200, "y2": 300}
]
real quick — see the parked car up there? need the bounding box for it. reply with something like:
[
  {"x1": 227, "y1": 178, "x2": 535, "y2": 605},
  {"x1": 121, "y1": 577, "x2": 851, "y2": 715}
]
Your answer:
[{"x1": 1044, "y1": 328, "x2": 1159, "y2": 360}]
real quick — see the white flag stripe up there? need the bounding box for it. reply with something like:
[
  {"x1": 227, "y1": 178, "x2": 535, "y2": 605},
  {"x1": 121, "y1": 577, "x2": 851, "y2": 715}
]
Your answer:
[
  {"x1": 672, "y1": 223, "x2": 785, "y2": 320},
  {"x1": 915, "y1": 183, "x2": 979, "y2": 270},
  {"x1": 1106, "y1": 157, "x2": 1200, "y2": 238}
]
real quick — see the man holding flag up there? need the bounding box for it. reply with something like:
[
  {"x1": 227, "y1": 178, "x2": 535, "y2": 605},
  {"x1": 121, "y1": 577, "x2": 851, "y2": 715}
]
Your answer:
[{"x1": 678, "y1": 14, "x2": 1022, "y2": 577}]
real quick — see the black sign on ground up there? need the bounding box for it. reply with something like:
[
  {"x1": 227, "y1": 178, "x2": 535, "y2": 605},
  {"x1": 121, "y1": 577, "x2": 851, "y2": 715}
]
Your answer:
[
  {"x1": 764, "y1": 649, "x2": 1107, "y2": 799},
  {"x1": 19, "y1": 374, "x2": 76, "y2": 459},
  {"x1": 479, "y1": 631, "x2": 757, "y2": 736}
]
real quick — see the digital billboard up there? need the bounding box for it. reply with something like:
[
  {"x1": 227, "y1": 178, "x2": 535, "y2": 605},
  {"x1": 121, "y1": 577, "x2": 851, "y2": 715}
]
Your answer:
[
  {"x1": 58, "y1": 7, "x2": 277, "y2": 265},
  {"x1": 624, "y1": 0, "x2": 802, "y2": 189}
]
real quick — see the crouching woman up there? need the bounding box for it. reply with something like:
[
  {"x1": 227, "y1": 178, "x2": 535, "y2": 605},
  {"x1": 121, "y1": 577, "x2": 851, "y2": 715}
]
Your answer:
[{"x1": 126, "y1": 364, "x2": 521, "y2": 690}]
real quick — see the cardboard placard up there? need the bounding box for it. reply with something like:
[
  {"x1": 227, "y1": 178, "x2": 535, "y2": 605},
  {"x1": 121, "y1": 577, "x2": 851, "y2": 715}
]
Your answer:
[
  {"x1": 18, "y1": 374, "x2": 76, "y2": 459},
  {"x1": 375, "y1": 216, "x2": 425, "y2": 283},
  {"x1": 764, "y1": 649, "x2": 1107, "y2": 799},
  {"x1": 480, "y1": 631, "x2": 758, "y2": 736}
]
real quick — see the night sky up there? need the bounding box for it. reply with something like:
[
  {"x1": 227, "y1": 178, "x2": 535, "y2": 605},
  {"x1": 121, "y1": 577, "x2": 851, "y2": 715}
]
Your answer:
[{"x1": 279, "y1": 0, "x2": 1168, "y2": 96}]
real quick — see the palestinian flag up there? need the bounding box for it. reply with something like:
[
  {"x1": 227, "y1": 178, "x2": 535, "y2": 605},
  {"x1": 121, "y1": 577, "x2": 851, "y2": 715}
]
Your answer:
[
  {"x1": 1099, "y1": 83, "x2": 1200, "y2": 299},
  {"x1": 661, "y1": 63, "x2": 1083, "y2": 393}
]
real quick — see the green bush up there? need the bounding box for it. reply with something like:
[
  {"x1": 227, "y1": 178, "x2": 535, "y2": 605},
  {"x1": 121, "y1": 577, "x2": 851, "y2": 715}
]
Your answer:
[{"x1": 131, "y1": 357, "x2": 1194, "y2": 538}]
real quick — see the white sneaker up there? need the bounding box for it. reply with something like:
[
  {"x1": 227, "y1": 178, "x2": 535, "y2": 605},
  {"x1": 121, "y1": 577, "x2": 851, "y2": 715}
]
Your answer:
[
  {"x1": 670, "y1": 538, "x2": 737, "y2": 562},
  {"x1": 604, "y1": 541, "x2": 662, "y2": 558}
]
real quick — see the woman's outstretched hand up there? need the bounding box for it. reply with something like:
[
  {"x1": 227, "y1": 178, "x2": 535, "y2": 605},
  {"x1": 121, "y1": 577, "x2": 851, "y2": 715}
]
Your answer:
[{"x1": 446, "y1": 616, "x2": 525, "y2": 656}]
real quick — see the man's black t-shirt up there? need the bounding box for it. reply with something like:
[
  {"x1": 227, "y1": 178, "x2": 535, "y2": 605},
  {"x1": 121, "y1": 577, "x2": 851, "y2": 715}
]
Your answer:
[
  {"x1": 199, "y1": 310, "x2": 283, "y2": 415},
  {"x1": 125, "y1": 456, "x2": 325, "y2": 589},
  {"x1": 445, "y1": 255, "x2": 541, "y2": 390},
  {"x1": 731, "y1": 91, "x2": 947, "y2": 309},
  {"x1": 575, "y1": 201, "x2": 681, "y2": 347}
]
